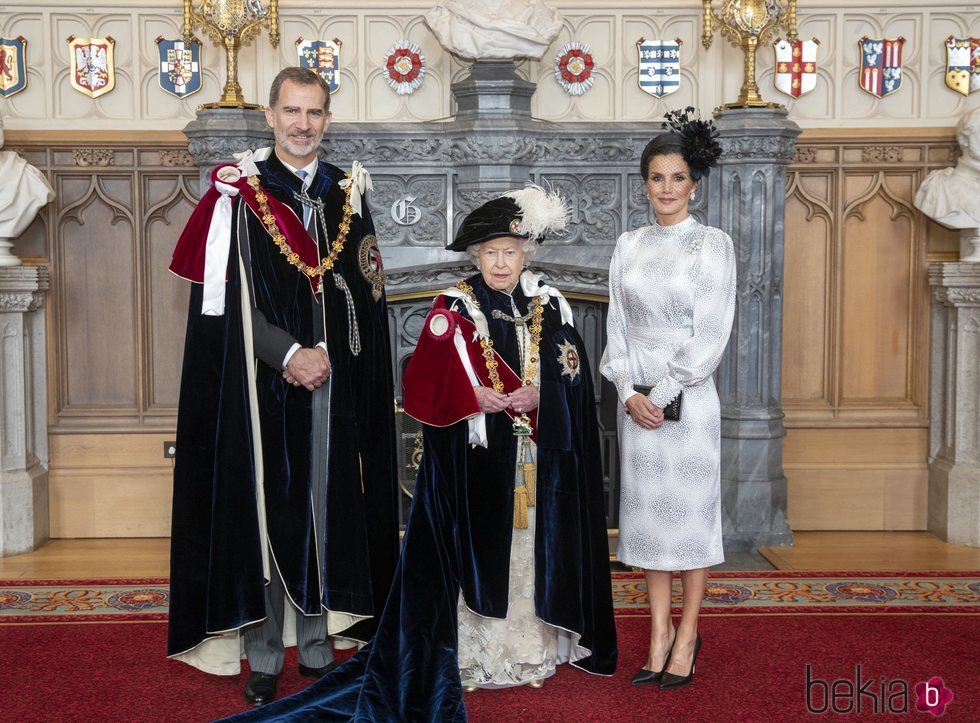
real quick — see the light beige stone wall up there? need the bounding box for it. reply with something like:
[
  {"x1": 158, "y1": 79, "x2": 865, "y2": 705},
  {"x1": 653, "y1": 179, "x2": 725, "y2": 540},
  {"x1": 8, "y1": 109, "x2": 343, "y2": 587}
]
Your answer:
[{"x1": 1, "y1": 0, "x2": 977, "y2": 130}]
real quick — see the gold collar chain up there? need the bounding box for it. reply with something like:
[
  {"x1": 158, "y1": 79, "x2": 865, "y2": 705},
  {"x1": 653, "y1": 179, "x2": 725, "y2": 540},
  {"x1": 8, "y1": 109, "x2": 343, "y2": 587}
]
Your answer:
[
  {"x1": 454, "y1": 281, "x2": 543, "y2": 392},
  {"x1": 249, "y1": 174, "x2": 354, "y2": 279}
]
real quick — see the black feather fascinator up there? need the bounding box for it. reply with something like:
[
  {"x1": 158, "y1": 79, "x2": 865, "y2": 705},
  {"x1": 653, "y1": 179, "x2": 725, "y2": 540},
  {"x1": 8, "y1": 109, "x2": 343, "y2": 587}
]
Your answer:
[{"x1": 662, "y1": 106, "x2": 722, "y2": 179}]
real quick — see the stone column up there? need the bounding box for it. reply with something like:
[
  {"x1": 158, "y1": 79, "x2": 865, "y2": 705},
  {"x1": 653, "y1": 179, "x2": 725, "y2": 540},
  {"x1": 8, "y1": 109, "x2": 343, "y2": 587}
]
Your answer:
[
  {"x1": 710, "y1": 107, "x2": 800, "y2": 551},
  {"x1": 449, "y1": 60, "x2": 537, "y2": 197},
  {"x1": 929, "y1": 263, "x2": 980, "y2": 547},
  {"x1": 0, "y1": 266, "x2": 49, "y2": 556},
  {"x1": 183, "y1": 108, "x2": 272, "y2": 193}
]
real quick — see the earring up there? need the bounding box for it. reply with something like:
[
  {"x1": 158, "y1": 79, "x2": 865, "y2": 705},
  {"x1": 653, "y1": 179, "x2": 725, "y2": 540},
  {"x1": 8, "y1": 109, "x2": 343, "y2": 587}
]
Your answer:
[{"x1": 689, "y1": 191, "x2": 697, "y2": 201}]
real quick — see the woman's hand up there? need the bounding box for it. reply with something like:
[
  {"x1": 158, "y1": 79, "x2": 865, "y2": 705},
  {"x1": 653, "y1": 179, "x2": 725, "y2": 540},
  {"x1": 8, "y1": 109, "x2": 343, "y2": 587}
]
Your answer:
[
  {"x1": 506, "y1": 385, "x2": 539, "y2": 414},
  {"x1": 473, "y1": 386, "x2": 510, "y2": 413},
  {"x1": 625, "y1": 393, "x2": 664, "y2": 430}
]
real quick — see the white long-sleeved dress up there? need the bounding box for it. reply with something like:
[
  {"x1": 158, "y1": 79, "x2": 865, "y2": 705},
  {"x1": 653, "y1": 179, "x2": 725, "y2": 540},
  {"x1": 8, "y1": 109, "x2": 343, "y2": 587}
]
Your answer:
[{"x1": 600, "y1": 216, "x2": 736, "y2": 571}]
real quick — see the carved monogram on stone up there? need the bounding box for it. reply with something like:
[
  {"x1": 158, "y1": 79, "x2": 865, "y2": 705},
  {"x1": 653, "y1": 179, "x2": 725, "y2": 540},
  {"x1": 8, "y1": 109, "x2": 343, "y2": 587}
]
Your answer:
[
  {"x1": 541, "y1": 174, "x2": 619, "y2": 244},
  {"x1": 370, "y1": 176, "x2": 447, "y2": 246}
]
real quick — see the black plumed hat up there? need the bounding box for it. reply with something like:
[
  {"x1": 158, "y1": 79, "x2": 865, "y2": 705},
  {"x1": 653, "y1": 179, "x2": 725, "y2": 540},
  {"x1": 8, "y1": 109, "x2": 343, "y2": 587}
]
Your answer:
[
  {"x1": 640, "y1": 107, "x2": 722, "y2": 181},
  {"x1": 446, "y1": 185, "x2": 568, "y2": 252},
  {"x1": 663, "y1": 106, "x2": 722, "y2": 178}
]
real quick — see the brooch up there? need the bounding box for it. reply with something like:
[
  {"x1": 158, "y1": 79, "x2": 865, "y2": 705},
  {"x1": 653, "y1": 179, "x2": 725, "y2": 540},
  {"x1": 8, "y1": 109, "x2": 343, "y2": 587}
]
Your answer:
[
  {"x1": 557, "y1": 339, "x2": 581, "y2": 381},
  {"x1": 358, "y1": 234, "x2": 386, "y2": 301}
]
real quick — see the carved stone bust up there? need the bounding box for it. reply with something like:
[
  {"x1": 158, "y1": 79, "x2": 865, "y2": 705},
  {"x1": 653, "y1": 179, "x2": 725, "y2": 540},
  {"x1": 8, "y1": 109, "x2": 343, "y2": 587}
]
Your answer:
[
  {"x1": 0, "y1": 115, "x2": 56, "y2": 265},
  {"x1": 424, "y1": 0, "x2": 563, "y2": 61},
  {"x1": 914, "y1": 108, "x2": 980, "y2": 230}
]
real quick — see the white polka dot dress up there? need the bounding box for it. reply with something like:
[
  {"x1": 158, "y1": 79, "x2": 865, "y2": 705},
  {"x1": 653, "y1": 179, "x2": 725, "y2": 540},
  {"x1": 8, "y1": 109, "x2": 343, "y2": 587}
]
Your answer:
[{"x1": 600, "y1": 216, "x2": 736, "y2": 571}]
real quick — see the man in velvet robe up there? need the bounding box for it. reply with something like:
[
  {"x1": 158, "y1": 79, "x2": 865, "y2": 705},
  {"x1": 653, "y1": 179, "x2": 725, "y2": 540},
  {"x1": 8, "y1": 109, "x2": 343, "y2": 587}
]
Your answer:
[
  {"x1": 225, "y1": 187, "x2": 617, "y2": 722},
  {"x1": 166, "y1": 67, "x2": 399, "y2": 708}
]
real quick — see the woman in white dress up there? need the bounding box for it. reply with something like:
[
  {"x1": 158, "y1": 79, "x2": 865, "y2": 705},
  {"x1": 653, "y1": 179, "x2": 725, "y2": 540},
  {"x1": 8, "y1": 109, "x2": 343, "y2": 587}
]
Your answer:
[{"x1": 600, "y1": 108, "x2": 735, "y2": 690}]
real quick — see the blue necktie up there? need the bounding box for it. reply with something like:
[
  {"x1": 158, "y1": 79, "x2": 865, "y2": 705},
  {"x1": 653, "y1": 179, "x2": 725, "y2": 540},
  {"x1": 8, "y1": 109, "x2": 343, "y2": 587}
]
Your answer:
[{"x1": 296, "y1": 169, "x2": 312, "y2": 228}]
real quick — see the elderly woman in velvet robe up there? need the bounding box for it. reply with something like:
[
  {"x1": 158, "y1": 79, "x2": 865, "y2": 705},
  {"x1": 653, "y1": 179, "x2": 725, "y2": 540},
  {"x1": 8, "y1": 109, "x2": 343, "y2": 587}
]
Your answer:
[{"x1": 229, "y1": 186, "x2": 616, "y2": 722}]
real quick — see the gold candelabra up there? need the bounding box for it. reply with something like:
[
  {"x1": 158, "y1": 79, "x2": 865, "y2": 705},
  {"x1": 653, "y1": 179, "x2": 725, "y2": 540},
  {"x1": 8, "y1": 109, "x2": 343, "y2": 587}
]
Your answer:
[
  {"x1": 702, "y1": 0, "x2": 797, "y2": 109},
  {"x1": 182, "y1": 0, "x2": 280, "y2": 108}
]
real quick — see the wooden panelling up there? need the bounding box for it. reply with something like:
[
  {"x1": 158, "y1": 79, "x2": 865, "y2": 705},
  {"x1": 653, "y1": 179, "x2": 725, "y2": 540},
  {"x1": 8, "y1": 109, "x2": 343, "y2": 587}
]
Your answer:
[
  {"x1": 786, "y1": 467, "x2": 928, "y2": 530},
  {"x1": 783, "y1": 173, "x2": 833, "y2": 405},
  {"x1": 8, "y1": 138, "x2": 195, "y2": 538},
  {"x1": 783, "y1": 407, "x2": 929, "y2": 532},
  {"x1": 782, "y1": 131, "x2": 954, "y2": 531},
  {"x1": 18, "y1": 141, "x2": 200, "y2": 431},
  {"x1": 840, "y1": 173, "x2": 917, "y2": 405},
  {"x1": 48, "y1": 434, "x2": 174, "y2": 538},
  {"x1": 144, "y1": 174, "x2": 199, "y2": 412},
  {"x1": 58, "y1": 175, "x2": 139, "y2": 409}
]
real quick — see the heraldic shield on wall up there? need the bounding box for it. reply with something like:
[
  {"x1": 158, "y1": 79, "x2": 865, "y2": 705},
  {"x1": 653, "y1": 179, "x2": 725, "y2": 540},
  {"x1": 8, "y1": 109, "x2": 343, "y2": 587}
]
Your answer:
[
  {"x1": 156, "y1": 37, "x2": 202, "y2": 98},
  {"x1": 637, "y1": 38, "x2": 682, "y2": 98},
  {"x1": 0, "y1": 36, "x2": 28, "y2": 98},
  {"x1": 68, "y1": 35, "x2": 115, "y2": 99},
  {"x1": 858, "y1": 36, "x2": 905, "y2": 98},
  {"x1": 297, "y1": 38, "x2": 342, "y2": 94},
  {"x1": 773, "y1": 38, "x2": 818, "y2": 98},
  {"x1": 945, "y1": 36, "x2": 980, "y2": 96}
]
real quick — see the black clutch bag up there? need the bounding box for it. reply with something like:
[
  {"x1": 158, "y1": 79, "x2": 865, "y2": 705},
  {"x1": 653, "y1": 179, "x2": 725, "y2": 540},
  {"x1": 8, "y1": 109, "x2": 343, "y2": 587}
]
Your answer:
[{"x1": 633, "y1": 384, "x2": 683, "y2": 421}]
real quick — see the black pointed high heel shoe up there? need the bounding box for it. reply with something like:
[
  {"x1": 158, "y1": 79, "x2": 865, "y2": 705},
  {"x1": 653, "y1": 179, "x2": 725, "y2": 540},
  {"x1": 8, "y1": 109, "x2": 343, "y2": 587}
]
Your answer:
[
  {"x1": 631, "y1": 635, "x2": 676, "y2": 686},
  {"x1": 659, "y1": 633, "x2": 702, "y2": 690}
]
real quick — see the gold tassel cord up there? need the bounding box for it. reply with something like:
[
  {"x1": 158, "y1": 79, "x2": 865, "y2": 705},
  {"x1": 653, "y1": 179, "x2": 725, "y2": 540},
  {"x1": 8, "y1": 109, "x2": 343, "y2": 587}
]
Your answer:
[
  {"x1": 523, "y1": 462, "x2": 536, "y2": 508},
  {"x1": 514, "y1": 485, "x2": 529, "y2": 529}
]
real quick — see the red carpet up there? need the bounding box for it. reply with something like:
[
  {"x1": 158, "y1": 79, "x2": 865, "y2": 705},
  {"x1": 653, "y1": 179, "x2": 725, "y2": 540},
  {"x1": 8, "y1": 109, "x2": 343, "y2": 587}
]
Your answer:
[{"x1": 1, "y1": 614, "x2": 977, "y2": 721}]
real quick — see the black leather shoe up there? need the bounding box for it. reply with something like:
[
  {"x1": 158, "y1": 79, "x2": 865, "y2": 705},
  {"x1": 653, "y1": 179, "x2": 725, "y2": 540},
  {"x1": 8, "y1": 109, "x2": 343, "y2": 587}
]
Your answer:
[
  {"x1": 660, "y1": 633, "x2": 702, "y2": 690},
  {"x1": 632, "y1": 634, "x2": 676, "y2": 686},
  {"x1": 244, "y1": 671, "x2": 279, "y2": 707},
  {"x1": 299, "y1": 660, "x2": 338, "y2": 678},
  {"x1": 631, "y1": 667, "x2": 664, "y2": 685}
]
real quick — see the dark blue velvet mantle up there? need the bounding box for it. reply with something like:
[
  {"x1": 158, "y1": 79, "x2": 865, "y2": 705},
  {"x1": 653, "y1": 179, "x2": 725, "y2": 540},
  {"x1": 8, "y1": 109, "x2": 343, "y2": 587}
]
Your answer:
[
  {"x1": 226, "y1": 275, "x2": 617, "y2": 721},
  {"x1": 167, "y1": 154, "x2": 399, "y2": 659}
]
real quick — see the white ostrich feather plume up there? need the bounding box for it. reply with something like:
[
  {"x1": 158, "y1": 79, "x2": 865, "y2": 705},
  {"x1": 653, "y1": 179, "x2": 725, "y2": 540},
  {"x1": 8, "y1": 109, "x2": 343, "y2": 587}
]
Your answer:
[{"x1": 502, "y1": 184, "x2": 569, "y2": 240}]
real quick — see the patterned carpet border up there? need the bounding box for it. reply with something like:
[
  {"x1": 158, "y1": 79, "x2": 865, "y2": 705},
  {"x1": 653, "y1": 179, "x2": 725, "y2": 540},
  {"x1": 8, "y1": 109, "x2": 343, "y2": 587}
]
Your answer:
[
  {"x1": 613, "y1": 571, "x2": 980, "y2": 616},
  {"x1": 1, "y1": 572, "x2": 976, "y2": 623}
]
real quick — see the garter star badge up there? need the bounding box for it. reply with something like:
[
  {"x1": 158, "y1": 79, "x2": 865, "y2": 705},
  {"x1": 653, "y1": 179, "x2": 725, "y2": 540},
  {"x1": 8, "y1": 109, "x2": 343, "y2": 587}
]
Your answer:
[
  {"x1": 945, "y1": 36, "x2": 980, "y2": 96},
  {"x1": 383, "y1": 40, "x2": 425, "y2": 95},
  {"x1": 297, "y1": 38, "x2": 342, "y2": 95},
  {"x1": 68, "y1": 36, "x2": 115, "y2": 99},
  {"x1": 358, "y1": 234, "x2": 386, "y2": 301},
  {"x1": 773, "y1": 37, "x2": 818, "y2": 98},
  {"x1": 156, "y1": 36, "x2": 202, "y2": 98},
  {"x1": 554, "y1": 41, "x2": 595, "y2": 96},
  {"x1": 637, "y1": 38, "x2": 682, "y2": 98},
  {"x1": 858, "y1": 36, "x2": 904, "y2": 98},
  {"x1": 557, "y1": 339, "x2": 580, "y2": 381},
  {"x1": 0, "y1": 36, "x2": 28, "y2": 98}
]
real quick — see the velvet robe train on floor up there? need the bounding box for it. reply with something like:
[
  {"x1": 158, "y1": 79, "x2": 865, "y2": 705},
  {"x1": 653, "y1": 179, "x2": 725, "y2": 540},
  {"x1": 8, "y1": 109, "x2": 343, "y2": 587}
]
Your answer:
[
  {"x1": 227, "y1": 274, "x2": 617, "y2": 722},
  {"x1": 167, "y1": 154, "x2": 399, "y2": 667}
]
